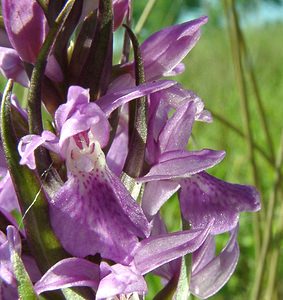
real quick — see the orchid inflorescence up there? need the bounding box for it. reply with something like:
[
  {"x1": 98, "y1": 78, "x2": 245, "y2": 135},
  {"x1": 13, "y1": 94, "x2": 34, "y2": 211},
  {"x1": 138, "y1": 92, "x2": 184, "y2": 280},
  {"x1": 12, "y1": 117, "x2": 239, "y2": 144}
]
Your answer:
[{"x1": 0, "y1": 1, "x2": 260, "y2": 299}]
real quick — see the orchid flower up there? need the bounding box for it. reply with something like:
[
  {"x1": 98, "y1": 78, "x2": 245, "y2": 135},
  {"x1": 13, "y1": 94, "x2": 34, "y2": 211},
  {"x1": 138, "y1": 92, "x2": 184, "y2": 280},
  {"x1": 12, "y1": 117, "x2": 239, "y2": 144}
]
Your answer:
[
  {"x1": 18, "y1": 82, "x2": 176, "y2": 262},
  {"x1": 33, "y1": 219, "x2": 213, "y2": 299},
  {"x1": 139, "y1": 84, "x2": 260, "y2": 235}
]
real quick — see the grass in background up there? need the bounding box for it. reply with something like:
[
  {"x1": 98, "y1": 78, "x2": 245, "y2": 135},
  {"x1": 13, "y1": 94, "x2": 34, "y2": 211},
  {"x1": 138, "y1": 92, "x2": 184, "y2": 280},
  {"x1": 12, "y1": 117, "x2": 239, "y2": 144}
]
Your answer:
[{"x1": 146, "y1": 10, "x2": 283, "y2": 300}]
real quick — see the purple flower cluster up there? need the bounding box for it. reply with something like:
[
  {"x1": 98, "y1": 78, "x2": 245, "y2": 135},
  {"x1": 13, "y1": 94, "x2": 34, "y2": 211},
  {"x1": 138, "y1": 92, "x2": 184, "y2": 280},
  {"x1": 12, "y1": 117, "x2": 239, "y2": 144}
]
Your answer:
[{"x1": 0, "y1": 0, "x2": 260, "y2": 299}]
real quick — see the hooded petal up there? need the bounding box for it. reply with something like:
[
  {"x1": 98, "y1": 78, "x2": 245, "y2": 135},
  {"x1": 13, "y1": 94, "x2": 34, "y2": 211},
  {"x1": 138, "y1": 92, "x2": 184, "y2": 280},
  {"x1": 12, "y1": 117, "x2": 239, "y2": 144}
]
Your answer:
[
  {"x1": 55, "y1": 86, "x2": 110, "y2": 151},
  {"x1": 0, "y1": 47, "x2": 29, "y2": 87},
  {"x1": 190, "y1": 227, "x2": 239, "y2": 299},
  {"x1": 34, "y1": 258, "x2": 100, "y2": 295},
  {"x1": 139, "y1": 150, "x2": 225, "y2": 182},
  {"x1": 179, "y1": 172, "x2": 261, "y2": 234},
  {"x1": 2, "y1": 0, "x2": 48, "y2": 63},
  {"x1": 96, "y1": 262, "x2": 147, "y2": 299}
]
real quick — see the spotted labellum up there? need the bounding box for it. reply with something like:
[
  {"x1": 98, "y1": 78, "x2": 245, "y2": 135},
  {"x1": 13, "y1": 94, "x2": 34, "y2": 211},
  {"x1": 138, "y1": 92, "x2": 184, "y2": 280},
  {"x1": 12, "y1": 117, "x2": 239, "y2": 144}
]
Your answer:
[{"x1": 0, "y1": 0, "x2": 260, "y2": 299}]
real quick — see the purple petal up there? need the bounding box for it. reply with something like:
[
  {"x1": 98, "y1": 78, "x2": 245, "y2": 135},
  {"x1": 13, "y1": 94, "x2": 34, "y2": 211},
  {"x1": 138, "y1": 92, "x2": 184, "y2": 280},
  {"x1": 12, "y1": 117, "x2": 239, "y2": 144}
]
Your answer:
[
  {"x1": 55, "y1": 86, "x2": 110, "y2": 150},
  {"x1": 192, "y1": 235, "x2": 215, "y2": 275},
  {"x1": 190, "y1": 227, "x2": 239, "y2": 299},
  {"x1": 55, "y1": 86, "x2": 90, "y2": 132},
  {"x1": 163, "y1": 63, "x2": 185, "y2": 76},
  {"x1": 179, "y1": 172, "x2": 261, "y2": 234},
  {"x1": 0, "y1": 228, "x2": 17, "y2": 286},
  {"x1": 18, "y1": 131, "x2": 58, "y2": 169},
  {"x1": 134, "y1": 220, "x2": 213, "y2": 275},
  {"x1": 50, "y1": 143, "x2": 150, "y2": 261},
  {"x1": 6, "y1": 226, "x2": 21, "y2": 254},
  {"x1": 2, "y1": 0, "x2": 48, "y2": 63},
  {"x1": 96, "y1": 262, "x2": 147, "y2": 299},
  {"x1": 0, "y1": 171, "x2": 21, "y2": 227},
  {"x1": 96, "y1": 80, "x2": 177, "y2": 116},
  {"x1": 141, "y1": 16, "x2": 208, "y2": 80},
  {"x1": 139, "y1": 150, "x2": 225, "y2": 182},
  {"x1": 142, "y1": 180, "x2": 180, "y2": 220},
  {"x1": 113, "y1": 0, "x2": 130, "y2": 30},
  {"x1": 106, "y1": 108, "x2": 129, "y2": 175},
  {"x1": 59, "y1": 103, "x2": 110, "y2": 151},
  {"x1": 0, "y1": 47, "x2": 29, "y2": 87},
  {"x1": 158, "y1": 101, "x2": 196, "y2": 153},
  {"x1": 34, "y1": 258, "x2": 99, "y2": 295},
  {"x1": 45, "y1": 55, "x2": 63, "y2": 82}
]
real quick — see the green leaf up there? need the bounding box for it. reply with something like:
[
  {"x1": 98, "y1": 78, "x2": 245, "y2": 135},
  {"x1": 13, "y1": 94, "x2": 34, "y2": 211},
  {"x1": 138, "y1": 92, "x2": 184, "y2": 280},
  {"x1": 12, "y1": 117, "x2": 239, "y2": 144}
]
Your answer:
[
  {"x1": 1, "y1": 80, "x2": 68, "y2": 273},
  {"x1": 174, "y1": 256, "x2": 191, "y2": 300},
  {"x1": 11, "y1": 249, "x2": 38, "y2": 300}
]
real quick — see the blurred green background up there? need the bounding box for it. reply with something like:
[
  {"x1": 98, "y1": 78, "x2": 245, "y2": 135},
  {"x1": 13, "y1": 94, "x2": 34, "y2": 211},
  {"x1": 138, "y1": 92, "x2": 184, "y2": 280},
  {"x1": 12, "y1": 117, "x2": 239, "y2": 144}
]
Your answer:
[{"x1": 130, "y1": 0, "x2": 283, "y2": 299}]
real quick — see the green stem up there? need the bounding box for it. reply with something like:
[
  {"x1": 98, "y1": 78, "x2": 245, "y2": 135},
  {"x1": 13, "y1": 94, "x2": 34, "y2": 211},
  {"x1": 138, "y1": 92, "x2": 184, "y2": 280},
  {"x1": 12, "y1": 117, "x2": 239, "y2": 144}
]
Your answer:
[
  {"x1": 27, "y1": 0, "x2": 75, "y2": 195},
  {"x1": 237, "y1": 27, "x2": 276, "y2": 164},
  {"x1": 1, "y1": 80, "x2": 68, "y2": 273},
  {"x1": 211, "y1": 110, "x2": 273, "y2": 167},
  {"x1": 251, "y1": 132, "x2": 283, "y2": 300},
  {"x1": 224, "y1": 0, "x2": 261, "y2": 258},
  {"x1": 123, "y1": 25, "x2": 147, "y2": 178},
  {"x1": 134, "y1": 0, "x2": 157, "y2": 35}
]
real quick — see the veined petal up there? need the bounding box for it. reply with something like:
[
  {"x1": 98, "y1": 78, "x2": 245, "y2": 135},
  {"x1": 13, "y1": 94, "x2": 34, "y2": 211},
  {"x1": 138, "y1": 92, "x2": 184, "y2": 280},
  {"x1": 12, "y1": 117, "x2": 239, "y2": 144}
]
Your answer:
[
  {"x1": 50, "y1": 142, "x2": 150, "y2": 262},
  {"x1": 140, "y1": 16, "x2": 208, "y2": 80},
  {"x1": 190, "y1": 227, "x2": 239, "y2": 299},
  {"x1": 2, "y1": 0, "x2": 48, "y2": 63},
  {"x1": 139, "y1": 150, "x2": 225, "y2": 182},
  {"x1": 34, "y1": 258, "x2": 100, "y2": 295},
  {"x1": 0, "y1": 47, "x2": 29, "y2": 87},
  {"x1": 179, "y1": 172, "x2": 261, "y2": 234},
  {"x1": 96, "y1": 80, "x2": 177, "y2": 116},
  {"x1": 134, "y1": 220, "x2": 213, "y2": 275},
  {"x1": 96, "y1": 262, "x2": 147, "y2": 299}
]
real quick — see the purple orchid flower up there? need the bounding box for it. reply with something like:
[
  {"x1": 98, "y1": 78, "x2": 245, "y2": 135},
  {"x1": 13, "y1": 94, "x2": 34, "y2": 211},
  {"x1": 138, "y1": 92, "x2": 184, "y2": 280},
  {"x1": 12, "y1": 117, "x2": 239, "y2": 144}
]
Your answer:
[
  {"x1": 0, "y1": 0, "x2": 63, "y2": 86},
  {"x1": 138, "y1": 84, "x2": 260, "y2": 234},
  {"x1": 33, "y1": 219, "x2": 213, "y2": 298},
  {"x1": 106, "y1": 16, "x2": 209, "y2": 175},
  {"x1": 18, "y1": 81, "x2": 176, "y2": 262},
  {"x1": 109, "y1": 16, "x2": 208, "y2": 93},
  {"x1": 151, "y1": 215, "x2": 239, "y2": 299}
]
